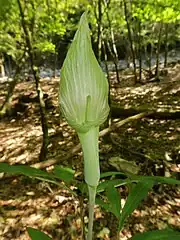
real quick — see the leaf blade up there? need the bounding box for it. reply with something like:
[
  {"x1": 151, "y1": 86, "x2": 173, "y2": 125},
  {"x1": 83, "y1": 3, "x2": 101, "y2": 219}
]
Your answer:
[
  {"x1": 53, "y1": 166, "x2": 75, "y2": 183},
  {"x1": 106, "y1": 183, "x2": 121, "y2": 219},
  {"x1": 130, "y1": 229, "x2": 180, "y2": 240},
  {"x1": 118, "y1": 180, "x2": 154, "y2": 231},
  {"x1": 27, "y1": 227, "x2": 52, "y2": 240},
  {"x1": 133, "y1": 175, "x2": 180, "y2": 185}
]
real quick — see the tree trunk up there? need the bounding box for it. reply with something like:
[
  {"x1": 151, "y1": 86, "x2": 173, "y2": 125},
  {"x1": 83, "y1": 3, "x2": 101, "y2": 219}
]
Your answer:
[
  {"x1": 104, "y1": 0, "x2": 120, "y2": 83},
  {"x1": 106, "y1": 40, "x2": 120, "y2": 83},
  {"x1": 123, "y1": 0, "x2": 137, "y2": 82},
  {"x1": 17, "y1": 0, "x2": 49, "y2": 161},
  {"x1": 0, "y1": 54, "x2": 5, "y2": 78},
  {"x1": 164, "y1": 23, "x2": 169, "y2": 68},
  {"x1": 0, "y1": 66, "x2": 21, "y2": 117},
  {"x1": 149, "y1": 43, "x2": 153, "y2": 73},
  {"x1": 138, "y1": 20, "x2": 142, "y2": 82},
  {"x1": 155, "y1": 22, "x2": 163, "y2": 77},
  {"x1": 102, "y1": 39, "x2": 111, "y2": 127},
  {"x1": 125, "y1": 41, "x2": 131, "y2": 68},
  {"x1": 102, "y1": 40, "x2": 110, "y2": 82},
  {"x1": 97, "y1": 0, "x2": 103, "y2": 61}
]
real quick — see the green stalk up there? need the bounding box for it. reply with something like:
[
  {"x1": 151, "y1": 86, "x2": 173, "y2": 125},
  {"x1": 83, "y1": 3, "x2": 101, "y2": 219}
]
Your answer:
[
  {"x1": 87, "y1": 185, "x2": 97, "y2": 240},
  {"x1": 78, "y1": 126, "x2": 100, "y2": 240}
]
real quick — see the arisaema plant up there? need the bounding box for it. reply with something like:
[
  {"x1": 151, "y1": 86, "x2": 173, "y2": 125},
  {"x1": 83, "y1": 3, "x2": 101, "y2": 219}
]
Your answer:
[{"x1": 59, "y1": 12, "x2": 110, "y2": 240}]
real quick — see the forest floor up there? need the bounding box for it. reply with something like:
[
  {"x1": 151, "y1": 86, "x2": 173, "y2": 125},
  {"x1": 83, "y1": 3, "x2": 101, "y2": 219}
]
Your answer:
[{"x1": 0, "y1": 63, "x2": 180, "y2": 240}]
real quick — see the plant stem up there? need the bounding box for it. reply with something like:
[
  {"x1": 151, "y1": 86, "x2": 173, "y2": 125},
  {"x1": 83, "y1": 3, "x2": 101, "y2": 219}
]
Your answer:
[{"x1": 87, "y1": 185, "x2": 97, "y2": 240}]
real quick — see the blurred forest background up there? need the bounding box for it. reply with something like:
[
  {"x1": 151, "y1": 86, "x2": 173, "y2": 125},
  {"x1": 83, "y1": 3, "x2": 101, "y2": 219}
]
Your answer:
[{"x1": 0, "y1": 0, "x2": 180, "y2": 239}]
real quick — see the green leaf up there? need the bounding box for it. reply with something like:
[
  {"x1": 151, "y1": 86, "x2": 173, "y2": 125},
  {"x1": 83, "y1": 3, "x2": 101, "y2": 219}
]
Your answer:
[
  {"x1": 100, "y1": 171, "x2": 126, "y2": 178},
  {"x1": 35, "y1": 41, "x2": 55, "y2": 53},
  {"x1": 130, "y1": 229, "x2": 180, "y2": 240},
  {"x1": 97, "y1": 178, "x2": 137, "y2": 193},
  {"x1": 0, "y1": 0, "x2": 12, "y2": 17},
  {"x1": 97, "y1": 174, "x2": 180, "y2": 195},
  {"x1": 0, "y1": 163, "x2": 77, "y2": 196},
  {"x1": 132, "y1": 175, "x2": 180, "y2": 185},
  {"x1": 118, "y1": 180, "x2": 154, "y2": 231},
  {"x1": 106, "y1": 183, "x2": 121, "y2": 219},
  {"x1": 0, "y1": 163, "x2": 54, "y2": 180},
  {"x1": 53, "y1": 166, "x2": 75, "y2": 183},
  {"x1": 27, "y1": 227, "x2": 52, "y2": 240},
  {"x1": 96, "y1": 197, "x2": 111, "y2": 212},
  {"x1": 77, "y1": 182, "x2": 88, "y2": 196}
]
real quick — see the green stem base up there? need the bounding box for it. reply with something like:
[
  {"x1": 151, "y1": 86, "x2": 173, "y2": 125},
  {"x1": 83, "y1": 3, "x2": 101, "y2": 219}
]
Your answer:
[{"x1": 87, "y1": 185, "x2": 97, "y2": 240}]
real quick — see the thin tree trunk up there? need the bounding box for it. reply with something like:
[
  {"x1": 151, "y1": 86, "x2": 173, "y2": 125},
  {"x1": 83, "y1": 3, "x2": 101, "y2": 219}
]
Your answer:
[
  {"x1": 97, "y1": 0, "x2": 103, "y2": 61},
  {"x1": 17, "y1": 0, "x2": 49, "y2": 161},
  {"x1": 125, "y1": 41, "x2": 131, "y2": 68},
  {"x1": 53, "y1": 41, "x2": 60, "y2": 78},
  {"x1": 155, "y1": 22, "x2": 163, "y2": 77},
  {"x1": 144, "y1": 45, "x2": 150, "y2": 72},
  {"x1": 164, "y1": 23, "x2": 169, "y2": 68},
  {"x1": 123, "y1": 0, "x2": 137, "y2": 82},
  {"x1": 102, "y1": 40, "x2": 110, "y2": 82},
  {"x1": 104, "y1": 0, "x2": 120, "y2": 82},
  {"x1": 106, "y1": 40, "x2": 120, "y2": 83},
  {"x1": 53, "y1": 52, "x2": 58, "y2": 78},
  {"x1": 7, "y1": 55, "x2": 12, "y2": 77},
  {"x1": 143, "y1": 45, "x2": 153, "y2": 80},
  {"x1": 102, "y1": 39, "x2": 111, "y2": 127},
  {"x1": 149, "y1": 43, "x2": 153, "y2": 72},
  {"x1": 0, "y1": 65, "x2": 21, "y2": 117},
  {"x1": 110, "y1": 28, "x2": 120, "y2": 83},
  {"x1": 0, "y1": 54, "x2": 5, "y2": 78},
  {"x1": 138, "y1": 20, "x2": 142, "y2": 82}
]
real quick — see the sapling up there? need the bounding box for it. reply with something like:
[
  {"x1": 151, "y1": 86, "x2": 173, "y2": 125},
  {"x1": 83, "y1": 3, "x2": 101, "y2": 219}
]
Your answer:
[{"x1": 59, "y1": 12, "x2": 110, "y2": 240}]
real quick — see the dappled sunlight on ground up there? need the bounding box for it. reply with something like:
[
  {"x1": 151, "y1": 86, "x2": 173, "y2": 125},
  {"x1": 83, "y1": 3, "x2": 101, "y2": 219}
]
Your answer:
[
  {"x1": 0, "y1": 178, "x2": 82, "y2": 240},
  {"x1": 111, "y1": 80, "x2": 180, "y2": 111},
  {"x1": 0, "y1": 122, "x2": 42, "y2": 164},
  {"x1": 110, "y1": 63, "x2": 180, "y2": 111}
]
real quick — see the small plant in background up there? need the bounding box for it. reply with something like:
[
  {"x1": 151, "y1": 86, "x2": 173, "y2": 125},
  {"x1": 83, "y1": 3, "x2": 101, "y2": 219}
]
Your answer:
[{"x1": 0, "y1": 12, "x2": 180, "y2": 240}]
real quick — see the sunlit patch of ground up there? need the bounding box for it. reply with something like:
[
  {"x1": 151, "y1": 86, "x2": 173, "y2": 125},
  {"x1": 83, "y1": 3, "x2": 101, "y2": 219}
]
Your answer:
[
  {"x1": 0, "y1": 122, "x2": 41, "y2": 164},
  {"x1": 110, "y1": 63, "x2": 180, "y2": 111},
  {"x1": 0, "y1": 178, "x2": 82, "y2": 240}
]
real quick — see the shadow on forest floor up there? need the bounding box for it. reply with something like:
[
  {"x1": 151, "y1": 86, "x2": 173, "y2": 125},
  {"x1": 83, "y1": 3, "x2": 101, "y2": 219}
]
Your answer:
[{"x1": 0, "y1": 64, "x2": 180, "y2": 239}]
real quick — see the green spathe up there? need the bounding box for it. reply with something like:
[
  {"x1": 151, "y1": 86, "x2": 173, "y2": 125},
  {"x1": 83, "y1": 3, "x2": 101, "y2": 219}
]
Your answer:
[{"x1": 59, "y1": 12, "x2": 109, "y2": 133}]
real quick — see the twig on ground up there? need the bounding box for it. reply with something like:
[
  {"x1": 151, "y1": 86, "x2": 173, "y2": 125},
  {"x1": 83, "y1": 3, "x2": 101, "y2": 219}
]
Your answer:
[{"x1": 31, "y1": 112, "x2": 148, "y2": 169}]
